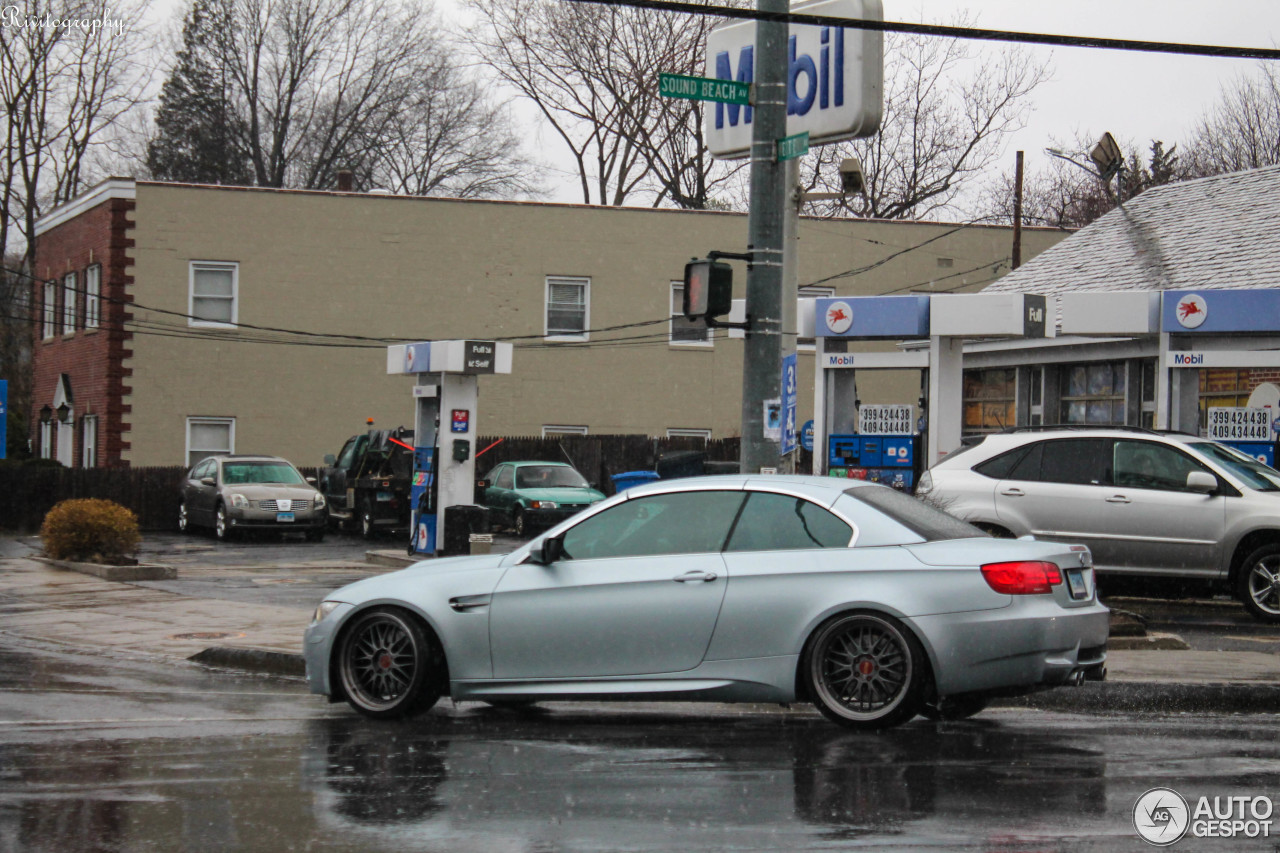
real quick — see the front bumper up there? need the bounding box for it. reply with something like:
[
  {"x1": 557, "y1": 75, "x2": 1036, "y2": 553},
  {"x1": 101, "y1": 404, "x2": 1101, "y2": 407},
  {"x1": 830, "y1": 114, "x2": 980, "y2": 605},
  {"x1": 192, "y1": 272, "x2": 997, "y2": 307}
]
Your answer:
[
  {"x1": 303, "y1": 602, "x2": 354, "y2": 697},
  {"x1": 228, "y1": 507, "x2": 328, "y2": 531}
]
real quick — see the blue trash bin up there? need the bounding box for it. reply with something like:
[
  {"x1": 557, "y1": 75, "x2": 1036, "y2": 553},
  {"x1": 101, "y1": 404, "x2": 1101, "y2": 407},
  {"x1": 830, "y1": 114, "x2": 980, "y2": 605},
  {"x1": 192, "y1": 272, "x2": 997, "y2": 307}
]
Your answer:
[{"x1": 611, "y1": 471, "x2": 660, "y2": 492}]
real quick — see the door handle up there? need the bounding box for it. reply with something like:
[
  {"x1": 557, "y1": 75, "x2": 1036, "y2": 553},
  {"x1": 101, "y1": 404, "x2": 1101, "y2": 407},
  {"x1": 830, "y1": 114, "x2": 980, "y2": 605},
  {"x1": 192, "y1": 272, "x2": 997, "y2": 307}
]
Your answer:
[
  {"x1": 1105, "y1": 495, "x2": 1131, "y2": 504},
  {"x1": 673, "y1": 570, "x2": 718, "y2": 583},
  {"x1": 1000, "y1": 488, "x2": 1025, "y2": 497}
]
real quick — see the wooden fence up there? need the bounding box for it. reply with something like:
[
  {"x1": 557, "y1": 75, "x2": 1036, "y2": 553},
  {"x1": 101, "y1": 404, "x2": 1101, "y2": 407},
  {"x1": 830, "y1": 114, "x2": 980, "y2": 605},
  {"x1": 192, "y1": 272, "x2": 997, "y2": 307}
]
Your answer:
[{"x1": 0, "y1": 435, "x2": 798, "y2": 533}]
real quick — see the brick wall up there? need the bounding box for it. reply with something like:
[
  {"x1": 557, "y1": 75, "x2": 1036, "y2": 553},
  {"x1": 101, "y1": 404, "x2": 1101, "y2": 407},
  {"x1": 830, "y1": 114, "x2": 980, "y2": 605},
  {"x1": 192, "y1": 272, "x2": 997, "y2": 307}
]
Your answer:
[{"x1": 31, "y1": 198, "x2": 135, "y2": 467}]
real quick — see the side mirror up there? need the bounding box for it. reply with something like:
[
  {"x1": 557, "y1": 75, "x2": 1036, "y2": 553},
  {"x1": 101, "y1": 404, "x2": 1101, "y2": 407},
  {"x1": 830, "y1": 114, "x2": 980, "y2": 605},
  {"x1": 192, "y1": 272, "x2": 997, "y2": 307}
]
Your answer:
[
  {"x1": 200, "y1": 477, "x2": 216, "y2": 487},
  {"x1": 324, "y1": 454, "x2": 336, "y2": 466},
  {"x1": 305, "y1": 476, "x2": 317, "y2": 485},
  {"x1": 528, "y1": 535, "x2": 564, "y2": 565},
  {"x1": 1186, "y1": 471, "x2": 1218, "y2": 494}
]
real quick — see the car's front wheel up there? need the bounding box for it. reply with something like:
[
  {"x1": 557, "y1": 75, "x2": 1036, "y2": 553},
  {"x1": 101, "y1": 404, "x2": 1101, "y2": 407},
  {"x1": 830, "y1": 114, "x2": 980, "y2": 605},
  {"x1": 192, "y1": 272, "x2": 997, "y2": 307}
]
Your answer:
[
  {"x1": 214, "y1": 503, "x2": 236, "y2": 542},
  {"x1": 1237, "y1": 544, "x2": 1280, "y2": 623},
  {"x1": 360, "y1": 499, "x2": 377, "y2": 540},
  {"x1": 803, "y1": 611, "x2": 927, "y2": 730},
  {"x1": 337, "y1": 607, "x2": 442, "y2": 719},
  {"x1": 178, "y1": 501, "x2": 190, "y2": 533},
  {"x1": 513, "y1": 507, "x2": 527, "y2": 537}
]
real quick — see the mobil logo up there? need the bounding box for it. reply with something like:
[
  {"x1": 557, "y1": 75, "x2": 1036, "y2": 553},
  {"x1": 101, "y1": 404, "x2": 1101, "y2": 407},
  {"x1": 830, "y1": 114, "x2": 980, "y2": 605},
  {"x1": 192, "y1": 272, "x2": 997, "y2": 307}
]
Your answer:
[
  {"x1": 704, "y1": 0, "x2": 883, "y2": 158},
  {"x1": 1174, "y1": 353, "x2": 1204, "y2": 366}
]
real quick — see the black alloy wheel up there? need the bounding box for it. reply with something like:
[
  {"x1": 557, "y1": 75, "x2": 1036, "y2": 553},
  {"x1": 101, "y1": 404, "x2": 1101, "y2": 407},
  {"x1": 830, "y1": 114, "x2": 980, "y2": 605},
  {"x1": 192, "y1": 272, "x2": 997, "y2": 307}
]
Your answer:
[
  {"x1": 337, "y1": 607, "x2": 442, "y2": 719},
  {"x1": 804, "y1": 611, "x2": 927, "y2": 730},
  {"x1": 1238, "y1": 544, "x2": 1280, "y2": 623}
]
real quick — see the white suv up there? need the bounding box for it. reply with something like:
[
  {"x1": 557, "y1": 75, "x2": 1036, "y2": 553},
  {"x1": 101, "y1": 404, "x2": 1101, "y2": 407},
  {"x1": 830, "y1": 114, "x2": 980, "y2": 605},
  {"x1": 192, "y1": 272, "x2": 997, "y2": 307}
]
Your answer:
[{"x1": 918, "y1": 428, "x2": 1280, "y2": 622}]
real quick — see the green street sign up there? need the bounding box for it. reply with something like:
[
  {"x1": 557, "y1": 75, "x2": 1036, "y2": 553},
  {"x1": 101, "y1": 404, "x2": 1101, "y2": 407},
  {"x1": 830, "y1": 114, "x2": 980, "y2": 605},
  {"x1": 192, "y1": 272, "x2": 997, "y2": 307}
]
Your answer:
[
  {"x1": 659, "y1": 73, "x2": 751, "y2": 107},
  {"x1": 777, "y1": 131, "x2": 810, "y2": 162}
]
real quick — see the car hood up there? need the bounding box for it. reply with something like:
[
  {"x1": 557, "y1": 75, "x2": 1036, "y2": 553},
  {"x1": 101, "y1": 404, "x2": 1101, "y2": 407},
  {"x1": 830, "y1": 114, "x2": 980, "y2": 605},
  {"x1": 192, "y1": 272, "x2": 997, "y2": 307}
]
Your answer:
[
  {"x1": 517, "y1": 487, "x2": 605, "y2": 503},
  {"x1": 221, "y1": 484, "x2": 318, "y2": 499},
  {"x1": 326, "y1": 553, "x2": 511, "y2": 603}
]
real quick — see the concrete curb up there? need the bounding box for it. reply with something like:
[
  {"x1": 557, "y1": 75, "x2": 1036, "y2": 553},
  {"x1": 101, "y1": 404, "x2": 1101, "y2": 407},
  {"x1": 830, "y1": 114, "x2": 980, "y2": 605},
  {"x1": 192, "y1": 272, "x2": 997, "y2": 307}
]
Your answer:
[
  {"x1": 188, "y1": 646, "x2": 306, "y2": 677},
  {"x1": 364, "y1": 549, "x2": 417, "y2": 569},
  {"x1": 999, "y1": 681, "x2": 1280, "y2": 715},
  {"x1": 1105, "y1": 632, "x2": 1192, "y2": 651},
  {"x1": 38, "y1": 556, "x2": 176, "y2": 582}
]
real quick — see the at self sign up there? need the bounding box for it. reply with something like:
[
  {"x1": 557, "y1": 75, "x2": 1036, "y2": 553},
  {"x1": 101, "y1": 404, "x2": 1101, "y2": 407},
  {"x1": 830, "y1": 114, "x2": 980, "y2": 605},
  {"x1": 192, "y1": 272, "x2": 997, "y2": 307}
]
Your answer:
[{"x1": 464, "y1": 341, "x2": 496, "y2": 374}]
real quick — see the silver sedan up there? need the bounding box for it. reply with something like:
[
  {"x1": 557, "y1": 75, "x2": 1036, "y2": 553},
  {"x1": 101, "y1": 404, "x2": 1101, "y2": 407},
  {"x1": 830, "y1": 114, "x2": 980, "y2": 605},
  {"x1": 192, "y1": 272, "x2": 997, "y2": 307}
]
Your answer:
[{"x1": 304, "y1": 475, "x2": 1108, "y2": 729}]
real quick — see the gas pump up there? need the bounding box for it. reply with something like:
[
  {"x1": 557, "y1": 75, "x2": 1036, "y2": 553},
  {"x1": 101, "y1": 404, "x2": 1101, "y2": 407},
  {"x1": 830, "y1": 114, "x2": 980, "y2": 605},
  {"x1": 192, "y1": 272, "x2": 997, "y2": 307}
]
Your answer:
[{"x1": 387, "y1": 340, "x2": 513, "y2": 557}]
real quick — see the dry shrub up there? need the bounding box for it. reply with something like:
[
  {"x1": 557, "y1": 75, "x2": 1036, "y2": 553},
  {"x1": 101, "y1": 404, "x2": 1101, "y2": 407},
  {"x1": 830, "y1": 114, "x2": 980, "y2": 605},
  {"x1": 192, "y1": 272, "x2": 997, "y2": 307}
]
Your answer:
[{"x1": 40, "y1": 499, "x2": 141, "y2": 563}]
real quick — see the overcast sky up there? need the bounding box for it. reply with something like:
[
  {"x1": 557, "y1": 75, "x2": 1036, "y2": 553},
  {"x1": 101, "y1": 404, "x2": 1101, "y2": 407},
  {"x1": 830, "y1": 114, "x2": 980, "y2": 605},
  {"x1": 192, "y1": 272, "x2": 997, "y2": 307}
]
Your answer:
[{"x1": 883, "y1": 1, "x2": 1280, "y2": 177}]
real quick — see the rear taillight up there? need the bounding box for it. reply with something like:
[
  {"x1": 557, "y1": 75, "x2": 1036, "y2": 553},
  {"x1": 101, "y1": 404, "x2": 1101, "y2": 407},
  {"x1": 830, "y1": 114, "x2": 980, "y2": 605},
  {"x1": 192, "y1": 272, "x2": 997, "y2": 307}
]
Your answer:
[{"x1": 981, "y1": 561, "x2": 1063, "y2": 595}]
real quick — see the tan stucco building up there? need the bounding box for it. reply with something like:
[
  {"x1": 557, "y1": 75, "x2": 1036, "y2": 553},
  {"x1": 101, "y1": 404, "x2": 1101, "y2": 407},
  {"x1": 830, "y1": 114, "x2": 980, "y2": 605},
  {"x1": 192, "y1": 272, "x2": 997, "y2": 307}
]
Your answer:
[{"x1": 31, "y1": 179, "x2": 1066, "y2": 468}]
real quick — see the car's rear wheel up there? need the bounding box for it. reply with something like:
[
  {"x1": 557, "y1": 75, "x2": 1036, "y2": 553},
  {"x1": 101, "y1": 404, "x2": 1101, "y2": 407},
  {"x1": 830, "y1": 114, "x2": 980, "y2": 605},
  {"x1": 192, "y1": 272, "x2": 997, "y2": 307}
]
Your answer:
[
  {"x1": 178, "y1": 501, "x2": 190, "y2": 533},
  {"x1": 1237, "y1": 544, "x2": 1280, "y2": 623},
  {"x1": 360, "y1": 499, "x2": 377, "y2": 540},
  {"x1": 803, "y1": 611, "x2": 927, "y2": 730},
  {"x1": 214, "y1": 503, "x2": 236, "y2": 541},
  {"x1": 919, "y1": 693, "x2": 989, "y2": 721},
  {"x1": 337, "y1": 607, "x2": 442, "y2": 719}
]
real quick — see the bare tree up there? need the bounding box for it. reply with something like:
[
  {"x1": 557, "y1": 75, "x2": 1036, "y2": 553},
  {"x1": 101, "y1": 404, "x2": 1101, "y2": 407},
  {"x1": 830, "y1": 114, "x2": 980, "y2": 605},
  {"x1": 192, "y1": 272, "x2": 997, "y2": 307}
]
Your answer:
[
  {"x1": 1183, "y1": 62, "x2": 1280, "y2": 178},
  {"x1": 465, "y1": 0, "x2": 744, "y2": 208},
  {"x1": 800, "y1": 16, "x2": 1050, "y2": 221}
]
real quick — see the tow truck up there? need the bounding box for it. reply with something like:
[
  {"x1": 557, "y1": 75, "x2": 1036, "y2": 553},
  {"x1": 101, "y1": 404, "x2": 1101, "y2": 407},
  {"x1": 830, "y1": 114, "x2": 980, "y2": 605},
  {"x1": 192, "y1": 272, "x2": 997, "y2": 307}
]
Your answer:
[{"x1": 319, "y1": 426, "x2": 414, "y2": 538}]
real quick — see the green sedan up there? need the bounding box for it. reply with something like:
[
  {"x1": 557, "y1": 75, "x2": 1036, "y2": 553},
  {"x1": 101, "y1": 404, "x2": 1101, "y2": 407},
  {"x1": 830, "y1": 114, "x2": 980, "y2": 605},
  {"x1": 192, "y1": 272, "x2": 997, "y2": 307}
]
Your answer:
[{"x1": 482, "y1": 461, "x2": 606, "y2": 536}]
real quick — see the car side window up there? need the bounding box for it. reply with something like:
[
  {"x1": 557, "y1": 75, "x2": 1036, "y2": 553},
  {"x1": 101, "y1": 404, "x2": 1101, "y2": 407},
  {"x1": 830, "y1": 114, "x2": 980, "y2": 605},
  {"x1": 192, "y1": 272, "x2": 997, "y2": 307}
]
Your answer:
[
  {"x1": 334, "y1": 437, "x2": 359, "y2": 471},
  {"x1": 1037, "y1": 438, "x2": 1110, "y2": 486},
  {"x1": 495, "y1": 466, "x2": 513, "y2": 489},
  {"x1": 1115, "y1": 440, "x2": 1213, "y2": 492},
  {"x1": 1006, "y1": 442, "x2": 1044, "y2": 481},
  {"x1": 725, "y1": 491, "x2": 852, "y2": 551},
  {"x1": 192, "y1": 459, "x2": 213, "y2": 480},
  {"x1": 560, "y1": 490, "x2": 746, "y2": 561},
  {"x1": 973, "y1": 446, "x2": 1029, "y2": 479}
]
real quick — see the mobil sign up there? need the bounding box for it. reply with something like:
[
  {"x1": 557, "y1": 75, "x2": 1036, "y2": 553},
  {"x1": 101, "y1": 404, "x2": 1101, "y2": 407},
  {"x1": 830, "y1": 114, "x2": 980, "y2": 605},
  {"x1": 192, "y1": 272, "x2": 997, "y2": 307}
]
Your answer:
[{"x1": 705, "y1": 0, "x2": 883, "y2": 158}]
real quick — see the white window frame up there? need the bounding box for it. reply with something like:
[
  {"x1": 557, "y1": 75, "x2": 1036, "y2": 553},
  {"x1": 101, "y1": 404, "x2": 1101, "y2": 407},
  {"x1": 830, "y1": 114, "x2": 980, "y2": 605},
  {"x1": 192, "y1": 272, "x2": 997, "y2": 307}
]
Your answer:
[
  {"x1": 189, "y1": 261, "x2": 239, "y2": 328},
  {"x1": 186, "y1": 417, "x2": 236, "y2": 468},
  {"x1": 81, "y1": 415, "x2": 98, "y2": 468},
  {"x1": 544, "y1": 276, "x2": 589, "y2": 341},
  {"x1": 84, "y1": 265, "x2": 101, "y2": 329},
  {"x1": 61, "y1": 272, "x2": 76, "y2": 335},
  {"x1": 666, "y1": 428, "x2": 711, "y2": 440},
  {"x1": 670, "y1": 281, "x2": 711, "y2": 347},
  {"x1": 39, "y1": 420, "x2": 53, "y2": 458},
  {"x1": 542, "y1": 424, "x2": 589, "y2": 437},
  {"x1": 798, "y1": 285, "x2": 836, "y2": 351},
  {"x1": 42, "y1": 282, "x2": 56, "y2": 340}
]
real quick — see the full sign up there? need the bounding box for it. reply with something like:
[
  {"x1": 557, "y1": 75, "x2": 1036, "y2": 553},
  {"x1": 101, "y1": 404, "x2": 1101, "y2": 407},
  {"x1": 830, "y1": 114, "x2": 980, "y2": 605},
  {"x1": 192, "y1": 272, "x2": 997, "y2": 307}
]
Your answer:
[{"x1": 705, "y1": 0, "x2": 883, "y2": 159}]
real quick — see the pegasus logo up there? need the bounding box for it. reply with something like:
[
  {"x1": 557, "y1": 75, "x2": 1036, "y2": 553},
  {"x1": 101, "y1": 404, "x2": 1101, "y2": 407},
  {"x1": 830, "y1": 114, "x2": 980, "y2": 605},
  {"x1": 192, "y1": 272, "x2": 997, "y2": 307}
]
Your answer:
[{"x1": 1175, "y1": 294, "x2": 1208, "y2": 329}]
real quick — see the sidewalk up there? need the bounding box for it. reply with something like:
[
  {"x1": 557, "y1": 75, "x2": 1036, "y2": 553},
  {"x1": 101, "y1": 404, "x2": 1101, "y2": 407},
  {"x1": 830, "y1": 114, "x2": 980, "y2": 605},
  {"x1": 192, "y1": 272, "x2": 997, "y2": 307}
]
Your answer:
[{"x1": 2, "y1": 549, "x2": 1279, "y2": 714}]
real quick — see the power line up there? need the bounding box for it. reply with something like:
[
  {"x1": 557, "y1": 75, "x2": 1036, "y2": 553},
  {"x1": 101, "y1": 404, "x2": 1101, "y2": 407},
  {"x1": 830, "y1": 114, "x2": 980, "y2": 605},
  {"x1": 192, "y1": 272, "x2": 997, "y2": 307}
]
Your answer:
[{"x1": 563, "y1": 0, "x2": 1280, "y2": 60}]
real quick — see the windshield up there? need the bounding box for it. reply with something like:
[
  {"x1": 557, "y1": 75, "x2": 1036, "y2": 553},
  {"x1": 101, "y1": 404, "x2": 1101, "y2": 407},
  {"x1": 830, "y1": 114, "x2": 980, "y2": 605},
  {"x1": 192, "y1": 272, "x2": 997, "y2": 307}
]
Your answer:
[
  {"x1": 1188, "y1": 442, "x2": 1280, "y2": 492},
  {"x1": 515, "y1": 465, "x2": 589, "y2": 490},
  {"x1": 222, "y1": 462, "x2": 307, "y2": 485}
]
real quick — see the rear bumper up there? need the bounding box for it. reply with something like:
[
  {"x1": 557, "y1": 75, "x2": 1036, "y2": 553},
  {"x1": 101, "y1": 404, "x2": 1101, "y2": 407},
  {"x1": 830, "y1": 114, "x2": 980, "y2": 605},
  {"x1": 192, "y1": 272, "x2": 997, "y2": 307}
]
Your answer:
[{"x1": 912, "y1": 600, "x2": 1110, "y2": 697}]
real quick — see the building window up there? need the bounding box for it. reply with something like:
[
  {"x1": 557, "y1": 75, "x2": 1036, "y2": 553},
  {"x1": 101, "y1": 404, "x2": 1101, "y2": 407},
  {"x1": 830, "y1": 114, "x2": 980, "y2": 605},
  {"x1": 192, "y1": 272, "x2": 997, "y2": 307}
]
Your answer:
[
  {"x1": 1028, "y1": 365, "x2": 1044, "y2": 427},
  {"x1": 85, "y1": 265, "x2": 101, "y2": 329},
  {"x1": 81, "y1": 415, "x2": 97, "y2": 468},
  {"x1": 190, "y1": 262, "x2": 238, "y2": 327},
  {"x1": 670, "y1": 281, "x2": 710, "y2": 346},
  {"x1": 42, "y1": 282, "x2": 56, "y2": 340},
  {"x1": 666, "y1": 428, "x2": 711, "y2": 440},
  {"x1": 542, "y1": 424, "x2": 588, "y2": 437},
  {"x1": 186, "y1": 417, "x2": 235, "y2": 468},
  {"x1": 61, "y1": 273, "x2": 77, "y2": 334},
  {"x1": 799, "y1": 285, "x2": 836, "y2": 350},
  {"x1": 1060, "y1": 362, "x2": 1127, "y2": 426},
  {"x1": 545, "y1": 277, "x2": 588, "y2": 339},
  {"x1": 963, "y1": 368, "x2": 1017, "y2": 434},
  {"x1": 39, "y1": 419, "x2": 53, "y2": 458}
]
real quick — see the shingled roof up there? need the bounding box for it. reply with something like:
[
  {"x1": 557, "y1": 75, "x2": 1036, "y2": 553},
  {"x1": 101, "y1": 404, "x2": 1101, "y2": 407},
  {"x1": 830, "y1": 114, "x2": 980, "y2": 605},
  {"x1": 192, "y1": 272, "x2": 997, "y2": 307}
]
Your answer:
[{"x1": 985, "y1": 164, "x2": 1280, "y2": 295}]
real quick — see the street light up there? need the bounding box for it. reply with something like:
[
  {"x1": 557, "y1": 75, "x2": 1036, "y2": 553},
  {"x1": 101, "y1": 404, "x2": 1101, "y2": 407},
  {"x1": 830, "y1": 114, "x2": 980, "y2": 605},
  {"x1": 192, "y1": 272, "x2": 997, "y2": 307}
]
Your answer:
[
  {"x1": 794, "y1": 157, "x2": 869, "y2": 213},
  {"x1": 1046, "y1": 132, "x2": 1126, "y2": 200}
]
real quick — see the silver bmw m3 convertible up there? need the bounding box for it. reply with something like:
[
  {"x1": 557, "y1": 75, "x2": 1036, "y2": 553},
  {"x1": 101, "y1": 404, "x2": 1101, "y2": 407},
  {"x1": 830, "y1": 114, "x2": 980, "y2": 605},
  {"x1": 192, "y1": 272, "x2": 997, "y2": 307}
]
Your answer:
[{"x1": 304, "y1": 475, "x2": 1108, "y2": 729}]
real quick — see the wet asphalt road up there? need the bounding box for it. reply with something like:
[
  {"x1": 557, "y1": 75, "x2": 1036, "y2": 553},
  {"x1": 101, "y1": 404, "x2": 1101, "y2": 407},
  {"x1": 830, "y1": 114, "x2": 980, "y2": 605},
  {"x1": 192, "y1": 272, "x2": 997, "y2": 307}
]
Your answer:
[{"x1": 2, "y1": 634, "x2": 1280, "y2": 852}]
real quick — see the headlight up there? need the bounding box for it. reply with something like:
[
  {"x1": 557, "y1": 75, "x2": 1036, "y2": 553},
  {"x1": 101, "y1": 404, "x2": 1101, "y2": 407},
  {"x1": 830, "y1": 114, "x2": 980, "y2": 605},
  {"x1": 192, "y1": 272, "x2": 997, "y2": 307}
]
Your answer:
[
  {"x1": 530, "y1": 501, "x2": 558, "y2": 509},
  {"x1": 314, "y1": 492, "x2": 326, "y2": 509},
  {"x1": 311, "y1": 601, "x2": 343, "y2": 625},
  {"x1": 229, "y1": 493, "x2": 249, "y2": 508}
]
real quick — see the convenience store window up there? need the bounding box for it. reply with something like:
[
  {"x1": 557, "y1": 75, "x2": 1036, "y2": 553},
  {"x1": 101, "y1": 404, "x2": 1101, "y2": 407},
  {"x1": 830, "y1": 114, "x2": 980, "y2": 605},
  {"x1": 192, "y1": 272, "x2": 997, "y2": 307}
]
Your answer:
[
  {"x1": 1060, "y1": 362, "x2": 1127, "y2": 426},
  {"x1": 963, "y1": 368, "x2": 1016, "y2": 434}
]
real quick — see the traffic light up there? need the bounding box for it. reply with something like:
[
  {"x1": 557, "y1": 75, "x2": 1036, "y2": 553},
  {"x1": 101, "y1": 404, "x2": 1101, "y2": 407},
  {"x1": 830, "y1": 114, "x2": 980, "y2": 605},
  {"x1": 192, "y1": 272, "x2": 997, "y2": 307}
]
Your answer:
[{"x1": 683, "y1": 259, "x2": 733, "y2": 320}]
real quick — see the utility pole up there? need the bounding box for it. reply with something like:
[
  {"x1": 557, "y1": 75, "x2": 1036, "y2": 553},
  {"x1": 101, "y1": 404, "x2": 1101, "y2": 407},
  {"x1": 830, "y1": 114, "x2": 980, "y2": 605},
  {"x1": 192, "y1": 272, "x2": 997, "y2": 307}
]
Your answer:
[
  {"x1": 739, "y1": 0, "x2": 789, "y2": 474},
  {"x1": 1012, "y1": 150, "x2": 1024, "y2": 269}
]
